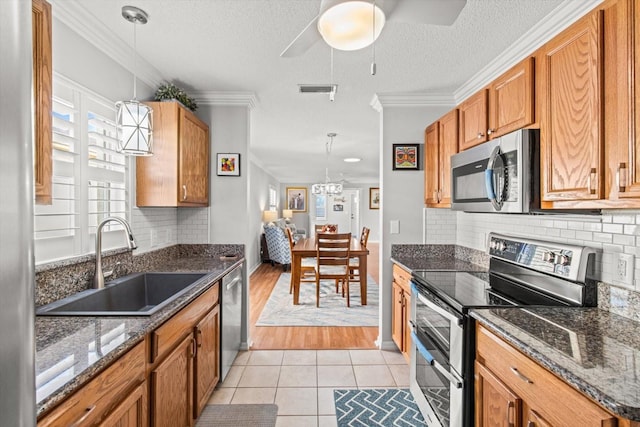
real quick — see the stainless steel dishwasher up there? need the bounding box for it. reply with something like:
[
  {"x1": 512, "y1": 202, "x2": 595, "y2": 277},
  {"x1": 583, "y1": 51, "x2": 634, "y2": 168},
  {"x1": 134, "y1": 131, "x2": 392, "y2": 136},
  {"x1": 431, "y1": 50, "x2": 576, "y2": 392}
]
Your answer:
[{"x1": 220, "y1": 264, "x2": 243, "y2": 381}]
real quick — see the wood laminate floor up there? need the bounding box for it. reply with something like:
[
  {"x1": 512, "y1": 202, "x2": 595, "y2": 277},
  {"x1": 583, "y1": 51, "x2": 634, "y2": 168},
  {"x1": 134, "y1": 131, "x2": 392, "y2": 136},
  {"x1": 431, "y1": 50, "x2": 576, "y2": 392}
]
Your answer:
[{"x1": 249, "y1": 242, "x2": 379, "y2": 350}]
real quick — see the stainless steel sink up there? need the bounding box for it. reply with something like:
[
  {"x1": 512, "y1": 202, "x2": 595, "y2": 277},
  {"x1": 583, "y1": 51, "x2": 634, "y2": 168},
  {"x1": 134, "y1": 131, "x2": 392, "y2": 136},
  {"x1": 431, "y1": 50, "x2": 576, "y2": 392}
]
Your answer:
[{"x1": 36, "y1": 272, "x2": 209, "y2": 316}]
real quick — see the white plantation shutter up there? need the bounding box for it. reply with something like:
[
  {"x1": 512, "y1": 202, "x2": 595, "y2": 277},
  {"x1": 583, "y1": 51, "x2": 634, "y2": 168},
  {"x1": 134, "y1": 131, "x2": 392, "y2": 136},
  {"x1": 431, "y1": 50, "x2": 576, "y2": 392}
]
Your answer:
[{"x1": 34, "y1": 76, "x2": 129, "y2": 263}]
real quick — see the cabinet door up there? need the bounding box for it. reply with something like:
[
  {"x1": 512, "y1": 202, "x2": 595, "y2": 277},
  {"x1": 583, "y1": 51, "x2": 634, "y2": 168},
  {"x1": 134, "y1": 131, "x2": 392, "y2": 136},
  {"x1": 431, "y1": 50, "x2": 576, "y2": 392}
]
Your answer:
[
  {"x1": 178, "y1": 108, "x2": 209, "y2": 205},
  {"x1": 402, "y1": 290, "x2": 411, "y2": 362},
  {"x1": 32, "y1": 0, "x2": 52, "y2": 205},
  {"x1": 424, "y1": 122, "x2": 440, "y2": 205},
  {"x1": 489, "y1": 57, "x2": 535, "y2": 138},
  {"x1": 538, "y1": 11, "x2": 602, "y2": 202},
  {"x1": 475, "y1": 362, "x2": 522, "y2": 427},
  {"x1": 459, "y1": 89, "x2": 488, "y2": 151},
  {"x1": 151, "y1": 334, "x2": 194, "y2": 427},
  {"x1": 194, "y1": 305, "x2": 220, "y2": 418},
  {"x1": 391, "y1": 281, "x2": 405, "y2": 352},
  {"x1": 99, "y1": 382, "x2": 147, "y2": 427},
  {"x1": 438, "y1": 109, "x2": 459, "y2": 206}
]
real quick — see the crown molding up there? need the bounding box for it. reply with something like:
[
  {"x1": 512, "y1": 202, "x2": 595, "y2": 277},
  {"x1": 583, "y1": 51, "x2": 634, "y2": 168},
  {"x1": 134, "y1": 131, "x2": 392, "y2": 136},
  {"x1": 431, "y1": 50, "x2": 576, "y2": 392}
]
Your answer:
[
  {"x1": 370, "y1": 93, "x2": 456, "y2": 112},
  {"x1": 50, "y1": 0, "x2": 166, "y2": 89},
  {"x1": 191, "y1": 91, "x2": 258, "y2": 108},
  {"x1": 454, "y1": 0, "x2": 603, "y2": 103}
]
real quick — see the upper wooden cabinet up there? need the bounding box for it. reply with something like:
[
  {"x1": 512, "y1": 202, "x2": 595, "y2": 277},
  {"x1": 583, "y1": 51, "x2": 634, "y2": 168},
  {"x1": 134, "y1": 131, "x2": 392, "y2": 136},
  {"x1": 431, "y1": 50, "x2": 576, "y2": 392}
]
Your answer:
[
  {"x1": 459, "y1": 58, "x2": 535, "y2": 152},
  {"x1": 32, "y1": 0, "x2": 53, "y2": 205},
  {"x1": 538, "y1": 10, "x2": 602, "y2": 203},
  {"x1": 424, "y1": 109, "x2": 458, "y2": 207},
  {"x1": 136, "y1": 101, "x2": 210, "y2": 207}
]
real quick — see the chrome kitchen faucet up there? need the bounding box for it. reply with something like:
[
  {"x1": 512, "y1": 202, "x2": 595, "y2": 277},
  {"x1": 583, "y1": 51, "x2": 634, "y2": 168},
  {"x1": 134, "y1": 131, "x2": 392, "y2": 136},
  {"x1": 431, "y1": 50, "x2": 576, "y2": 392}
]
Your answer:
[{"x1": 94, "y1": 217, "x2": 137, "y2": 289}]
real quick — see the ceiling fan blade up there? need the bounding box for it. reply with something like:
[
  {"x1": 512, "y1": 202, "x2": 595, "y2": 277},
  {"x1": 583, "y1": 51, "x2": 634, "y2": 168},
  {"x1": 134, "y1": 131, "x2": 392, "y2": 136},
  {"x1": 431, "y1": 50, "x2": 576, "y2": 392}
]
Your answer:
[
  {"x1": 384, "y1": 0, "x2": 467, "y2": 25},
  {"x1": 280, "y1": 14, "x2": 321, "y2": 57}
]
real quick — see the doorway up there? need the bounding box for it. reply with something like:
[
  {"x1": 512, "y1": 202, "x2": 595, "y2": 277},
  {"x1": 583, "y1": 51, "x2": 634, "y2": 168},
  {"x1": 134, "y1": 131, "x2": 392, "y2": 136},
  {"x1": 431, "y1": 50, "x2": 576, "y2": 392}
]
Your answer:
[{"x1": 324, "y1": 189, "x2": 360, "y2": 235}]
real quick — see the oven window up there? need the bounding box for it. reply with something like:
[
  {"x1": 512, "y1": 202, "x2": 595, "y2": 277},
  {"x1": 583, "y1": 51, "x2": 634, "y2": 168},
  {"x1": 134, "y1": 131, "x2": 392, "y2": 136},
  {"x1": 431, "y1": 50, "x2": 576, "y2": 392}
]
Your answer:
[{"x1": 415, "y1": 296, "x2": 451, "y2": 356}]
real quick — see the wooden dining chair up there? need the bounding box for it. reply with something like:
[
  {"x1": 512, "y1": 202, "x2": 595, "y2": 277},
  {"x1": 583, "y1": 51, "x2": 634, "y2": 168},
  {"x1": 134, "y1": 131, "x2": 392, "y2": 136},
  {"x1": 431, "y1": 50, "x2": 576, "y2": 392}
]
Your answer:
[
  {"x1": 285, "y1": 228, "x2": 316, "y2": 295},
  {"x1": 348, "y1": 227, "x2": 370, "y2": 288},
  {"x1": 314, "y1": 232, "x2": 352, "y2": 307}
]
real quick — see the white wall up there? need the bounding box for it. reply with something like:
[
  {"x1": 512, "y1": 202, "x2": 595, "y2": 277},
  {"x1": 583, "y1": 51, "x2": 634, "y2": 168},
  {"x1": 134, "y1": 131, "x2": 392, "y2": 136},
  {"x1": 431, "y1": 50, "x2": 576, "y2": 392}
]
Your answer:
[
  {"x1": 378, "y1": 104, "x2": 453, "y2": 348},
  {"x1": 249, "y1": 162, "x2": 281, "y2": 271}
]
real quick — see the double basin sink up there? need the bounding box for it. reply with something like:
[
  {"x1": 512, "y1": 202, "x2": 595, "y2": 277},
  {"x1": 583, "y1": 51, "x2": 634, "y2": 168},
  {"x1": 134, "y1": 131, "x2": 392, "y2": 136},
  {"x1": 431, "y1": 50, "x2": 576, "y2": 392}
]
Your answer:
[{"x1": 36, "y1": 272, "x2": 210, "y2": 316}]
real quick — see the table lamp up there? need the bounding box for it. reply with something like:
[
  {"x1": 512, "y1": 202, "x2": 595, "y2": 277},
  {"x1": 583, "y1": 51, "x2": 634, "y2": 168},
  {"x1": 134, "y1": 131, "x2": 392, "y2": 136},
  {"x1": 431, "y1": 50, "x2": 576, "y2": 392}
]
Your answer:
[
  {"x1": 282, "y1": 209, "x2": 293, "y2": 224},
  {"x1": 262, "y1": 210, "x2": 278, "y2": 225}
]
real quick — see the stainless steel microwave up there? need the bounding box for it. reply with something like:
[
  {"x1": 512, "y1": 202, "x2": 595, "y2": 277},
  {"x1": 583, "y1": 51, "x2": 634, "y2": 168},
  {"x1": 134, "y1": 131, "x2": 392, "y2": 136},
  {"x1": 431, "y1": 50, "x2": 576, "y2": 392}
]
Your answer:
[{"x1": 450, "y1": 129, "x2": 539, "y2": 213}]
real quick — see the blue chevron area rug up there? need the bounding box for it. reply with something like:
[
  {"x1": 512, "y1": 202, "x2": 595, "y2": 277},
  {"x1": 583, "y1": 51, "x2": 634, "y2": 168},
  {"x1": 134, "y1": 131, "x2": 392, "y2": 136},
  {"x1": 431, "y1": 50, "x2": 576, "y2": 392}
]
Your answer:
[{"x1": 334, "y1": 389, "x2": 426, "y2": 427}]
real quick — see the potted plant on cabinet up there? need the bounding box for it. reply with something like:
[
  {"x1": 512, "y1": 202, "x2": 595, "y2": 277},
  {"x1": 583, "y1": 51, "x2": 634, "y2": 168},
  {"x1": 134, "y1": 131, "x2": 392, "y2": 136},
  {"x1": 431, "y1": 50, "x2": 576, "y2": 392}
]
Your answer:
[{"x1": 154, "y1": 82, "x2": 198, "y2": 111}]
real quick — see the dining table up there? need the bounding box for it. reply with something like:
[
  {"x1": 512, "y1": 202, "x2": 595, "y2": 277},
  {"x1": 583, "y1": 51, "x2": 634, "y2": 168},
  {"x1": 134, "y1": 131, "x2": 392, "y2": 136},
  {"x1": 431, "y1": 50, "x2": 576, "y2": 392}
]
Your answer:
[{"x1": 290, "y1": 235, "x2": 369, "y2": 305}]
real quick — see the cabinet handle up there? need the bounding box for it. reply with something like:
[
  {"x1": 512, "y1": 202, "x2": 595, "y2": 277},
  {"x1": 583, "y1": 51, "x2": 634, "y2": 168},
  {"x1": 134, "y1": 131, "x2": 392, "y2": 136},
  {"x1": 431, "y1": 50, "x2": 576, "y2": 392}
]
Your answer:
[
  {"x1": 588, "y1": 168, "x2": 597, "y2": 194},
  {"x1": 437, "y1": 190, "x2": 442, "y2": 203},
  {"x1": 477, "y1": 132, "x2": 485, "y2": 139},
  {"x1": 507, "y1": 401, "x2": 515, "y2": 427},
  {"x1": 70, "y1": 405, "x2": 96, "y2": 427},
  {"x1": 196, "y1": 328, "x2": 203, "y2": 348},
  {"x1": 190, "y1": 337, "x2": 197, "y2": 358},
  {"x1": 182, "y1": 184, "x2": 188, "y2": 201},
  {"x1": 487, "y1": 128, "x2": 495, "y2": 135},
  {"x1": 510, "y1": 366, "x2": 533, "y2": 384},
  {"x1": 529, "y1": 409, "x2": 544, "y2": 426},
  {"x1": 618, "y1": 162, "x2": 628, "y2": 192}
]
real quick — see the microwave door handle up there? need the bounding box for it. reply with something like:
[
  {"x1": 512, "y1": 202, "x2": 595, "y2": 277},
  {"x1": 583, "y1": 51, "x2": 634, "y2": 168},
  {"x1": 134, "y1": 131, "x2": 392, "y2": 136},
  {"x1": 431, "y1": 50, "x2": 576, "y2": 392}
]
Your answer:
[{"x1": 485, "y1": 146, "x2": 504, "y2": 211}]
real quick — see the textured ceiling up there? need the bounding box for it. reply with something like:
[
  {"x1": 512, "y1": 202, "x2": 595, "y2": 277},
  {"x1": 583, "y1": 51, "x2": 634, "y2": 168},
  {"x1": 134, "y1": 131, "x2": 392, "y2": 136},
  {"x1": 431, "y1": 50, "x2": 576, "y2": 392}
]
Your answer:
[{"x1": 62, "y1": 0, "x2": 568, "y2": 184}]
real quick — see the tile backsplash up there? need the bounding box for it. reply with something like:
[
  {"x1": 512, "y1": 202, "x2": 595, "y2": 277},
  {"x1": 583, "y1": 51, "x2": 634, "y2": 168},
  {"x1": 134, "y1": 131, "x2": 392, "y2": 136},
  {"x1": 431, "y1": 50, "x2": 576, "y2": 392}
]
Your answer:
[{"x1": 425, "y1": 208, "x2": 640, "y2": 321}]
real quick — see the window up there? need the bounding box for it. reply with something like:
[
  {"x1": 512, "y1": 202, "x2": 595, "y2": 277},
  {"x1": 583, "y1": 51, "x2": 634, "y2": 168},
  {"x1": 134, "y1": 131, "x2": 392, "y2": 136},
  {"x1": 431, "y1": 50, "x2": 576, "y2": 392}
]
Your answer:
[
  {"x1": 315, "y1": 195, "x2": 327, "y2": 220},
  {"x1": 34, "y1": 75, "x2": 129, "y2": 263},
  {"x1": 268, "y1": 186, "x2": 277, "y2": 211}
]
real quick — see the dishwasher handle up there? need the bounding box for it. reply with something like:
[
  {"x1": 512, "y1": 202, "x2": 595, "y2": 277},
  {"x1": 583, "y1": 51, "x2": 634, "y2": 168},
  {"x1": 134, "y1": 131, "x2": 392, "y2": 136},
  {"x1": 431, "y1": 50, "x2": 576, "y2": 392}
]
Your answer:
[
  {"x1": 225, "y1": 275, "x2": 242, "y2": 291},
  {"x1": 223, "y1": 266, "x2": 243, "y2": 291}
]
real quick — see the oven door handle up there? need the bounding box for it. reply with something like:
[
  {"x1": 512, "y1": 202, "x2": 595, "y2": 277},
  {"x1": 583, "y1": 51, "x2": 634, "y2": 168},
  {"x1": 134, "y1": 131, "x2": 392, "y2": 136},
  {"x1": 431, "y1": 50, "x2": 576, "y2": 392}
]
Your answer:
[
  {"x1": 417, "y1": 292, "x2": 464, "y2": 326},
  {"x1": 411, "y1": 331, "x2": 463, "y2": 389}
]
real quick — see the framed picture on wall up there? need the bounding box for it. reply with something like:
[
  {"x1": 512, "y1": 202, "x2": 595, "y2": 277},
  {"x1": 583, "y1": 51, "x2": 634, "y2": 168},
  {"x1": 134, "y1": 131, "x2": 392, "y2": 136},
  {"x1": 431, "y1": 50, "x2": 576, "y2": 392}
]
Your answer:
[
  {"x1": 369, "y1": 187, "x2": 380, "y2": 209},
  {"x1": 216, "y1": 153, "x2": 240, "y2": 176},
  {"x1": 392, "y1": 144, "x2": 420, "y2": 170},
  {"x1": 286, "y1": 187, "x2": 308, "y2": 212}
]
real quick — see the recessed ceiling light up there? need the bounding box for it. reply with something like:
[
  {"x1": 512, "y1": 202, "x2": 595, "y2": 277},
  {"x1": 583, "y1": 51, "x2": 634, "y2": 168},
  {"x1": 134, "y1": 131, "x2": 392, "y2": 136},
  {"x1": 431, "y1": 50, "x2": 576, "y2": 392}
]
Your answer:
[{"x1": 344, "y1": 158, "x2": 361, "y2": 163}]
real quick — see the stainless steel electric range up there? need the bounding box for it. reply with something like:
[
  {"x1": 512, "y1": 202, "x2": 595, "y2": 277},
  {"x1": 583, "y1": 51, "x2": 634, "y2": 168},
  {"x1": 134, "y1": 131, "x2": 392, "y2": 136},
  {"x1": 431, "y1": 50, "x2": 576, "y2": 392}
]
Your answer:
[{"x1": 409, "y1": 233, "x2": 598, "y2": 427}]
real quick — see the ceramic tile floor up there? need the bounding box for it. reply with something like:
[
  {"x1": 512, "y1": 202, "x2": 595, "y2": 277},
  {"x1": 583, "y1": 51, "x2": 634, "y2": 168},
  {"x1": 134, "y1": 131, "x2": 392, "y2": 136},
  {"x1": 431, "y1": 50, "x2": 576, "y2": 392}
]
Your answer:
[{"x1": 207, "y1": 349, "x2": 410, "y2": 427}]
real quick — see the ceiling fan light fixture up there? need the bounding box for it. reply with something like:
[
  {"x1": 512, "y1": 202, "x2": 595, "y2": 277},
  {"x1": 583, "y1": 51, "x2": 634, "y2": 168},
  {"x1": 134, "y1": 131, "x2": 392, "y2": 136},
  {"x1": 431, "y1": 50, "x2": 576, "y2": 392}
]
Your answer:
[{"x1": 317, "y1": 0, "x2": 385, "y2": 51}]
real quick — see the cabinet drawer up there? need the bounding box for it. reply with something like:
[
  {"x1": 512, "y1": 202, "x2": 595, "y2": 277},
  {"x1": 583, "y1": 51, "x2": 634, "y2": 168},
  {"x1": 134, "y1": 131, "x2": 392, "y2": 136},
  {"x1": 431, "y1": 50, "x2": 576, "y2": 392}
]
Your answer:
[
  {"x1": 38, "y1": 341, "x2": 146, "y2": 427},
  {"x1": 151, "y1": 282, "x2": 219, "y2": 363},
  {"x1": 392, "y1": 264, "x2": 411, "y2": 291},
  {"x1": 476, "y1": 325, "x2": 616, "y2": 427}
]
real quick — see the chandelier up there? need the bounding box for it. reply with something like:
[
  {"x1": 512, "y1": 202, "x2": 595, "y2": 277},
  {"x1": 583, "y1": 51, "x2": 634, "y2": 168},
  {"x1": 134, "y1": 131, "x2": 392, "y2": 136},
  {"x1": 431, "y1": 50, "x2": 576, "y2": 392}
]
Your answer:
[{"x1": 312, "y1": 133, "x2": 343, "y2": 195}]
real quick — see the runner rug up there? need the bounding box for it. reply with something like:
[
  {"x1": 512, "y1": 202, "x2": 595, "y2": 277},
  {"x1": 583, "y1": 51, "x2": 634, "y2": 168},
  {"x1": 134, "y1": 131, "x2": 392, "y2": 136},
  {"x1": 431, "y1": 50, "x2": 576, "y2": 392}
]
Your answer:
[
  {"x1": 334, "y1": 389, "x2": 426, "y2": 427},
  {"x1": 195, "y1": 404, "x2": 278, "y2": 427},
  {"x1": 256, "y1": 273, "x2": 378, "y2": 327}
]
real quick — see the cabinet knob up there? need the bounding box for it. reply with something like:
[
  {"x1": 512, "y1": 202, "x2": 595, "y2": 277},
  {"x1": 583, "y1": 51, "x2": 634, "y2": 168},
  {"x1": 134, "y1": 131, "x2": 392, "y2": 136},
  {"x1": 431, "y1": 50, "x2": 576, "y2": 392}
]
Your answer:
[
  {"x1": 477, "y1": 132, "x2": 484, "y2": 139},
  {"x1": 487, "y1": 128, "x2": 495, "y2": 135}
]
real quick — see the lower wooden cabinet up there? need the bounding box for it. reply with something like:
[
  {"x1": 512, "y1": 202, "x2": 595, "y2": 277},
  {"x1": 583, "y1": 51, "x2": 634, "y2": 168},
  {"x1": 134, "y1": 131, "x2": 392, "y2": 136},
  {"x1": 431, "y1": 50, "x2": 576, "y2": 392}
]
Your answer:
[
  {"x1": 151, "y1": 334, "x2": 194, "y2": 427},
  {"x1": 475, "y1": 324, "x2": 617, "y2": 427},
  {"x1": 194, "y1": 304, "x2": 220, "y2": 418},
  {"x1": 38, "y1": 341, "x2": 147, "y2": 427},
  {"x1": 391, "y1": 264, "x2": 412, "y2": 362}
]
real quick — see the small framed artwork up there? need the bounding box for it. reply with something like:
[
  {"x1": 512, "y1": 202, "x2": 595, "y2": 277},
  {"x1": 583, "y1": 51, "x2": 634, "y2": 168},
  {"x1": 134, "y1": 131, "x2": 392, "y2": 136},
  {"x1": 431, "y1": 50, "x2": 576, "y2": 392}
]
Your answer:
[
  {"x1": 369, "y1": 187, "x2": 380, "y2": 209},
  {"x1": 333, "y1": 204, "x2": 344, "y2": 211},
  {"x1": 392, "y1": 144, "x2": 420, "y2": 170},
  {"x1": 286, "y1": 187, "x2": 308, "y2": 212},
  {"x1": 216, "y1": 153, "x2": 240, "y2": 176}
]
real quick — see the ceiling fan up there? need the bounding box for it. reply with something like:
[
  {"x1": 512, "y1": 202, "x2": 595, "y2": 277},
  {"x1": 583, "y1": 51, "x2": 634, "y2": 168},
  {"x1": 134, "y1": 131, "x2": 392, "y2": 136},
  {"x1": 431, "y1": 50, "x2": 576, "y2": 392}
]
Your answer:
[{"x1": 280, "y1": 0, "x2": 467, "y2": 57}]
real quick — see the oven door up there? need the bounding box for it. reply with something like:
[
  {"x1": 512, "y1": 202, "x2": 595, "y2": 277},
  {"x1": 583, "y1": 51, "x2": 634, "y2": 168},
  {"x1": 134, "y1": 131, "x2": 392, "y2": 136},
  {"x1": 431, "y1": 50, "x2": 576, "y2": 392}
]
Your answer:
[{"x1": 410, "y1": 283, "x2": 464, "y2": 427}]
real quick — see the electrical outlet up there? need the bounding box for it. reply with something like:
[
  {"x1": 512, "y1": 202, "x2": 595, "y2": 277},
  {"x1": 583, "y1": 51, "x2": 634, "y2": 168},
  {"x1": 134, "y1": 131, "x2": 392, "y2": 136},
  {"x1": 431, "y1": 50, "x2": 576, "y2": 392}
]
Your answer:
[{"x1": 613, "y1": 253, "x2": 635, "y2": 287}]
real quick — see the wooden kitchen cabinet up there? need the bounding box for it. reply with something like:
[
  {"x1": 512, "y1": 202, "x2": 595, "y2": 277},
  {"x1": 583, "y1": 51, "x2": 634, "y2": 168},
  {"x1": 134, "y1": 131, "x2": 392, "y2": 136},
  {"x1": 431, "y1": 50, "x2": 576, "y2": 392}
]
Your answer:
[
  {"x1": 38, "y1": 341, "x2": 147, "y2": 427},
  {"x1": 136, "y1": 101, "x2": 210, "y2": 207},
  {"x1": 32, "y1": 0, "x2": 53, "y2": 205},
  {"x1": 391, "y1": 264, "x2": 412, "y2": 362},
  {"x1": 149, "y1": 282, "x2": 220, "y2": 426},
  {"x1": 193, "y1": 304, "x2": 220, "y2": 418},
  {"x1": 458, "y1": 58, "x2": 535, "y2": 152},
  {"x1": 537, "y1": 10, "x2": 602, "y2": 203},
  {"x1": 424, "y1": 109, "x2": 458, "y2": 207},
  {"x1": 151, "y1": 334, "x2": 194, "y2": 427},
  {"x1": 475, "y1": 324, "x2": 617, "y2": 427}
]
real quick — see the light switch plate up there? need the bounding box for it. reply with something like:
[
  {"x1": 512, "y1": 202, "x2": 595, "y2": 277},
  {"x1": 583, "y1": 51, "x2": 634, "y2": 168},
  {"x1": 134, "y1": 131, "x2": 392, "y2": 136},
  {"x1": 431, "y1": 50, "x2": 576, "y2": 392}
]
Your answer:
[
  {"x1": 390, "y1": 220, "x2": 400, "y2": 234},
  {"x1": 613, "y1": 253, "x2": 635, "y2": 288}
]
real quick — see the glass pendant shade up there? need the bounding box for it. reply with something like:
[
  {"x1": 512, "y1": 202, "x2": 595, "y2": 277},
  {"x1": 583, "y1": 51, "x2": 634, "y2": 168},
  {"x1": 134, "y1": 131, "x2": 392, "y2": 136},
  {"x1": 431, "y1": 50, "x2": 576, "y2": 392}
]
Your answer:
[
  {"x1": 312, "y1": 182, "x2": 343, "y2": 195},
  {"x1": 317, "y1": 0, "x2": 385, "y2": 51},
  {"x1": 116, "y1": 100, "x2": 153, "y2": 156}
]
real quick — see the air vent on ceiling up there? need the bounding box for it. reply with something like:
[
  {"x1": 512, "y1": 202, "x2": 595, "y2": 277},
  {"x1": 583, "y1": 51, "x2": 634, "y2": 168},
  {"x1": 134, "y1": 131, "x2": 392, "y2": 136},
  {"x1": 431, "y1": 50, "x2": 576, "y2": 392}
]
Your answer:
[{"x1": 298, "y1": 84, "x2": 338, "y2": 101}]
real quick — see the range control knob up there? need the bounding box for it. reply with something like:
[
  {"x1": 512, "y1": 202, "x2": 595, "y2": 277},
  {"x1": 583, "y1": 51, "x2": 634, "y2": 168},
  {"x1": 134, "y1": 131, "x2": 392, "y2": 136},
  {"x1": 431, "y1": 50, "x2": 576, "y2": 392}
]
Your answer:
[
  {"x1": 542, "y1": 251, "x2": 555, "y2": 263},
  {"x1": 554, "y1": 253, "x2": 570, "y2": 266},
  {"x1": 495, "y1": 240, "x2": 507, "y2": 251}
]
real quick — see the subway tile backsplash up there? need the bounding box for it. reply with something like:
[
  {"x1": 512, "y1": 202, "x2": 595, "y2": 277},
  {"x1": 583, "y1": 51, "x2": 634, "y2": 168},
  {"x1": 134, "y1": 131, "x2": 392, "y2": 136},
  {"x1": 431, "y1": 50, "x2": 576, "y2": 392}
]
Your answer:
[{"x1": 425, "y1": 208, "x2": 640, "y2": 321}]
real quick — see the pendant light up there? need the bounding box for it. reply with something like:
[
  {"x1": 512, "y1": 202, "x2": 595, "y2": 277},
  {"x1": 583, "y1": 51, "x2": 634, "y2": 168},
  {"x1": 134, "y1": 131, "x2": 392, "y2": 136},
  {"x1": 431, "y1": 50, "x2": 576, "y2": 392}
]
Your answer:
[{"x1": 116, "y1": 6, "x2": 153, "y2": 156}]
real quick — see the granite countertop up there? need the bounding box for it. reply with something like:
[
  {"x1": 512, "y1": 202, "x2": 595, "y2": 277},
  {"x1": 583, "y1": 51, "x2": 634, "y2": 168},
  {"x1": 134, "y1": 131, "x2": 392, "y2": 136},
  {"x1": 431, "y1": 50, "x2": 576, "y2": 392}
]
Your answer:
[
  {"x1": 471, "y1": 307, "x2": 640, "y2": 421},
  {"x1": 391, "y1": 254, "x2": 488, "y2": 273},
  {"x1": 35, "y1": 255, "x2": 244, "y2": 417}
]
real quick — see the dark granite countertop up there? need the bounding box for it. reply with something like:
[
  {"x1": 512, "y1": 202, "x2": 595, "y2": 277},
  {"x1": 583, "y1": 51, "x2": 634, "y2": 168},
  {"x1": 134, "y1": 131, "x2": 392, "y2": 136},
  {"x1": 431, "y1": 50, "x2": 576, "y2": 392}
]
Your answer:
[
  {"x1": 35, "y1": 255, "x2": 243, "y2": 417},
  {"x1": 391, "y1": 254, "x2": 488, "y2": 273},
  {"x1": 471, "y1": 307, "x2": 640, "y2": 421}
]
